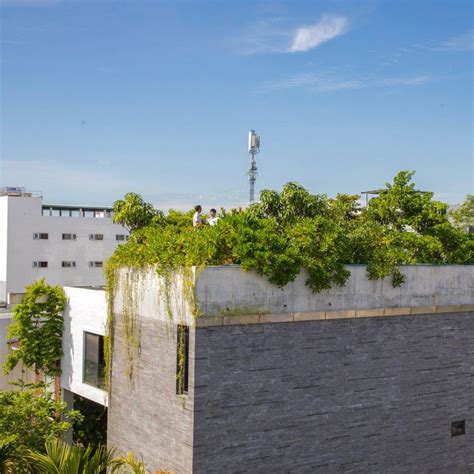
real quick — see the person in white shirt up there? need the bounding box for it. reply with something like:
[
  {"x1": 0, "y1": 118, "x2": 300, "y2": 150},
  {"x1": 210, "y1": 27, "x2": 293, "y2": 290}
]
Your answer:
[
  {"x1": 208, "y1": 208, "x2": 218, "y2": 226},
  {"x1": 193, "y1": 205, "x2": 204, "y2": 227}
]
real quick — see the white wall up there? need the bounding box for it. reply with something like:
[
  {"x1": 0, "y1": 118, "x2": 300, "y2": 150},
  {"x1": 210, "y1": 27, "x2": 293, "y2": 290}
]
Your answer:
[
  {"x1": 195, "y1": 264, "x2": 474, "y2": 315},
  {"x1": 62, "y1": 287, "x2": 108, "y2": 406},
  {"x1": 2, "y1": 195, "x2": 128, "y2": 299},
  {"x1": 0, "y1": 199, "x2": 8, "y2": 301}
]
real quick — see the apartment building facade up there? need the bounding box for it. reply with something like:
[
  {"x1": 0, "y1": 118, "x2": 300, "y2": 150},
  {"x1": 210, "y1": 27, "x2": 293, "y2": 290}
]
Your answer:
[{"x1": 0, "y1": 187, "x2": 129, "y2": 303}]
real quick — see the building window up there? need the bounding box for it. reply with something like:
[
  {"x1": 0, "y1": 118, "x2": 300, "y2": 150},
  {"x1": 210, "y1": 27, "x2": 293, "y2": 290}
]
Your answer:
[
  {"x1": 468, "y1": 226, "x2": 474, "y2": 234},
  {"x1": 33, "y1": 261, "x2": 48, "y2": 268},
  {"x1": 62, "y1": 233, "x2": 77, "y2": 240},
  {"x1": 61, "y1": 261, "x2": 76, "y2": 268},
  {"x1": 176, "y1": 325, "x2": 189, "y2": 395},
  {"x1": 88, "y1": 261, "x2": 103, "y2": 268},
  {"x1": 89, "y1": 234, "x2": 104, "y2": 241},
  {"x1": 83, "y1": 332, "x2": 105, "y2": 389},
  {"x1": 115, "y1": 234, "x2": 127, "y2": 241},
  {"x1": 33, "y1": 233, "x2": 49, "y2": 240},
  {"x1": 451, "y1": 420, "x2": 465, "y2": 437}
]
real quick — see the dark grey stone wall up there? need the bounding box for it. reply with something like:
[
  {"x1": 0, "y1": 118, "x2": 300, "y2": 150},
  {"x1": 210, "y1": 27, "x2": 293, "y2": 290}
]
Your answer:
[
  {"x1": 193, "y1": 312, "x2": 474, "y2": 473},
  {"x1": 108, "y1": 317, "x2": 195, "y2": 473}
]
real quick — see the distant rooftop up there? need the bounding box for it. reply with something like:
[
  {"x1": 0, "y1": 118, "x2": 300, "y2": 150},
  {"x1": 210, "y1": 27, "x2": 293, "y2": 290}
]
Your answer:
[{"x1": 0, "y1": 186, "x2": 42, "y2": 198}]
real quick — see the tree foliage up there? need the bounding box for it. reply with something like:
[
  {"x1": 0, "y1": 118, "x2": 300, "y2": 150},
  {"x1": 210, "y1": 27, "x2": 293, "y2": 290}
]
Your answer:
[
  {"x1": 112, "y1": 192, "x2": 163, "y2": 232},
  {"x1": 107, "y1": 171, "x2": 474, "y2": 292},
  {"x1": 5, "y1": 279, "x2": 66, "y2": 377},
  {"x1": 0, "y1": 382, "x2": 82, "y2": 471},
  {"x1": 451, "y1": 194, "x2": 474, "y2": 228},
  {"x1": 27, "y1": 438, "x2": 117, "y2": 474}
]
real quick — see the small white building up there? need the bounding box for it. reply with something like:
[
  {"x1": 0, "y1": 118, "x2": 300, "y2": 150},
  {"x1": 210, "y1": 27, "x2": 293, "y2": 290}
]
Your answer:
[
  {"x1": 62, "y1": 286, "x2": 108, "y2": 407},
  {"x1": 0, "y1": 187, "x2": 129, "y2": 303}
]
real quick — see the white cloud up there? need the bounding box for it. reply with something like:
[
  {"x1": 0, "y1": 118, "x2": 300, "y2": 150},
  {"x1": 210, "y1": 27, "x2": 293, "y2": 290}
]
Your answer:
[
  {"x1": 434, "y1": 30, "x2": 474, "y2": 51},
  {"x1": 289, "y1": 15, "x2": 349, "y2": 53},
  {"x1": 237, "y1": 14, "x2": 349, "y2": 55},
  {"x1": 259, "y1": 73, "x2": 429, "y2": 93}
]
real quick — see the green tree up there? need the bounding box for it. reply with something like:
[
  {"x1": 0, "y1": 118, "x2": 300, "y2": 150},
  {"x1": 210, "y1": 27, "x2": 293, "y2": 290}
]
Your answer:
[
  {"x1": 112, "y1": 193, "x2": 163, "y2": 232},
  {"x1": 451, "y1": 194, "x2": 474, "y2": 228},
  {"x1": 4, "y1": 279, "x2": 66, "y2": 377},
  {"x1": 0, "y1": 383, "x2": 82, "y2": 471}
]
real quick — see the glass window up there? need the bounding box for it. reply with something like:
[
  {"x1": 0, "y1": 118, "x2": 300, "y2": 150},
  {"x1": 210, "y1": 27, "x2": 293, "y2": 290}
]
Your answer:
[
  {"x1": 33, "y1": 233, "x2": 49, "y2": 240},
  {"x1": 83, "y1": 332, "x2": 105, "y2": 389},
  {"x1": 62, "y1": 233, "x2": 77, "y2": 240},
  {"x1": 61, "y1": 261, "x2": 76, "y2": 268},
  {"x1": 89, "y1": 234, "x2": 104, "y2": 241},
  {"x1": 115, "y1": 234, "x2": 126, "y2": 241}
]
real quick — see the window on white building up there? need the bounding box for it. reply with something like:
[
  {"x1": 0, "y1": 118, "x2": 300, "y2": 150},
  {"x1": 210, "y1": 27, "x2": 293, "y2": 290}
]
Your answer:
[
  {"x1": 62, "y1": 233, "x2": 77, "y2": 240},
  {"x1": 33, "y1": 233, "x2": 49, "y2": 240},
  {"x1": 115, "y1": 234, "x2": 128, "y2": 241},
  {"x1": 33, "y1": 261, "x2": 48, "y2": 268},
  {"x1": 83, "y1": 332, "x2": 105, "y2": 389},
  {"x1": 89, "y1": 234, "x2": 104, "y2": 241},
  {"x1": 88, "y1": 261, "x2": 103, "y2": 268},
  {"x1": 61, "y1": 261, "x2": 76, "y2": 268}
]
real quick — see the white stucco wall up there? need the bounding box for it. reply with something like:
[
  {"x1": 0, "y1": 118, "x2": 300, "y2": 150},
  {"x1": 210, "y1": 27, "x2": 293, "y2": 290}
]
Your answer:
[
  {"x1": 1, "y1": 195, "x2": 129, "y2": 300},
  {"x1": 62, "y1": 286, "x2": 108, "y2": 406},
  {"x1": 195, "y1": 265, "x2": 474, "y2": 315}
]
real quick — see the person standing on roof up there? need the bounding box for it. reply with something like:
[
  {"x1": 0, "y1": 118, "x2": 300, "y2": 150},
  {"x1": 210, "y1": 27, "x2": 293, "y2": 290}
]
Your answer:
[
  {"x1": 193, "y1": 205, "x2": 204, "y2": 227},
  {"x1": 208, "y1": 208, "x2": 218, "y2": 226}
]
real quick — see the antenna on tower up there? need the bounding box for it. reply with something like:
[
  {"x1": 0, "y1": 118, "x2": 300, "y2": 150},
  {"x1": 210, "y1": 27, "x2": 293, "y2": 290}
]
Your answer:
[{"x1": 247, "y1": 130, "x2": 260, "y2": 204}]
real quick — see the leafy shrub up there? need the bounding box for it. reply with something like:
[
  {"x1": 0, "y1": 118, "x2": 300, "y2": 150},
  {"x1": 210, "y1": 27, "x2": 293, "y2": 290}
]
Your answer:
[{"x1": 107, "y1": 171, "x2": 474, "y2": 292}]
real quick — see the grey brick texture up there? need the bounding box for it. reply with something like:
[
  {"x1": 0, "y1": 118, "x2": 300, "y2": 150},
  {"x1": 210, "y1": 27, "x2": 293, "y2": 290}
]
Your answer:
[
  {"x1": 107, "y1": 317, "x2": 195, "y2": 473},
  {"x1": 193, "y1": 312, "x2": 474, "y2": 473}
]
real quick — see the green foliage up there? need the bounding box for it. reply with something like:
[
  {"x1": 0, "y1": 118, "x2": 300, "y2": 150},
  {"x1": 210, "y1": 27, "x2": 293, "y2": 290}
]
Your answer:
[
  {"x1": 27, "y1": 438, "x2": 117, "y2": 474},
  {"x1": 5, "y1": 279, "x2": 66, "y2": 377},
  {"x1": 0, "y1": 382, "x2": 82, "y2": 472},
  {"x1": 106, "y1": 171, "x2": 473, "y2": 295},
  {"x1": 73, "y1": 396, "x2": 108, "y2": 449},
  {"x1": 112, "y1": 192, "x2": 164, "y2": 232},
  {"x1": 451, "y1": 194, "x2": 474, "y2": 228}
]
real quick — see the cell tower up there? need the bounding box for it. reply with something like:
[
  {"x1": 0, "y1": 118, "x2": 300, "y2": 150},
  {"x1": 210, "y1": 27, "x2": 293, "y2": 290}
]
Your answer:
[{"x1": 247, "y1": 130, "x2": 260, "y2": 204}]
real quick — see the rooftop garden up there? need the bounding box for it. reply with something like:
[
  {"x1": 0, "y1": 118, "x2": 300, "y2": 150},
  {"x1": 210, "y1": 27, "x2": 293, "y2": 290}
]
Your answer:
[{"x1": 109, "y1": 171, "x2": 473, "y2": 292}]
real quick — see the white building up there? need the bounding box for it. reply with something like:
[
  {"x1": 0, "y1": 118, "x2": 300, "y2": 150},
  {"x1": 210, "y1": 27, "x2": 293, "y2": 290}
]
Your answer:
[{"x1": 0, "y1": 187, "x2": 129, "y2": 304}]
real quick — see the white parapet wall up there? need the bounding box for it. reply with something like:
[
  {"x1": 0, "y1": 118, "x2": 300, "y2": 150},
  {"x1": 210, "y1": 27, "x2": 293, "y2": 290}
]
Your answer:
[
  {"x1": 62, "y1": 286, "x2": 108, "y2": 406},
  {"x1": 194, "y1": 264, "x2": 474, "y2": 316},
  {"x1": 110, "y1": 264, "x2": 473, "y2": 324}
]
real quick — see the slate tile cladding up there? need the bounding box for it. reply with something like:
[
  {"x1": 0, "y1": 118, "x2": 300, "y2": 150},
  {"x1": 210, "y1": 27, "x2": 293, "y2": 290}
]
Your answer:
[
  {"x1": 192, "y1": 312, "x2": 474, "y2": 473},
  {"x1": 107, "y1": 318, "x2": 195, "y2": 473}
]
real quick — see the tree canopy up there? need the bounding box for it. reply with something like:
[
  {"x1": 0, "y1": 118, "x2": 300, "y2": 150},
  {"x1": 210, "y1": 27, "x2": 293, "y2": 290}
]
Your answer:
[
  {"x1": 0, "y1": 382, "x2": 82, "y2": 471},
  {"x1": 5, "y1": 279, "x2": 66, "y2": 377},
  {"x1": 107, "y1": 171, "x2": 474, "y2": 291},
  {"x1": 112, "y1": 192, "x2": 164, "y2": 232}
]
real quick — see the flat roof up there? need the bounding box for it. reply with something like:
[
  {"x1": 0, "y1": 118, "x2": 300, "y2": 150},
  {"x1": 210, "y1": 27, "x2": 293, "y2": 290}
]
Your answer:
[{"x1": 42, "y1": 204, "x2": 113, "y2": 211}]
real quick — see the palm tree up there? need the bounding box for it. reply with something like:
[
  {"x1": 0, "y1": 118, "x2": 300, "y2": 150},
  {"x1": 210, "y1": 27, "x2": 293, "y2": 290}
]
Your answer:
[{"x1": 27, "y1": 438, "x2": 117, "y2": 473}]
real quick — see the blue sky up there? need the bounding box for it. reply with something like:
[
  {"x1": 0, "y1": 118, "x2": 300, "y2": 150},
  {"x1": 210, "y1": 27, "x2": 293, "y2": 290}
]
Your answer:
[{"x1": 1, "y1": 0, "x2": 472, "y2": 209}]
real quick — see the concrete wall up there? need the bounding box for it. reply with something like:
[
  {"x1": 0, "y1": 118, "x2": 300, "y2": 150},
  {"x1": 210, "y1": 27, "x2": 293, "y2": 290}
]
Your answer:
[
  {"x1": 107, "y1": 268, "x2": 195, "y2": 472},
  {"x1": 1, "y1": 195, "x2": 129, "y2": 299},
  {"x1": 0, "y1": 312, "x2": 35, "y2": 390},
  {"x1": 193, "y1": 311, "x2": 474, "y2": 473},
  {"x1": 195, "y1": 265, "x2": 474, "y2": 316},
  {"x1": 62, "y1": 287, "x2": 108, "y2": 406}
]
